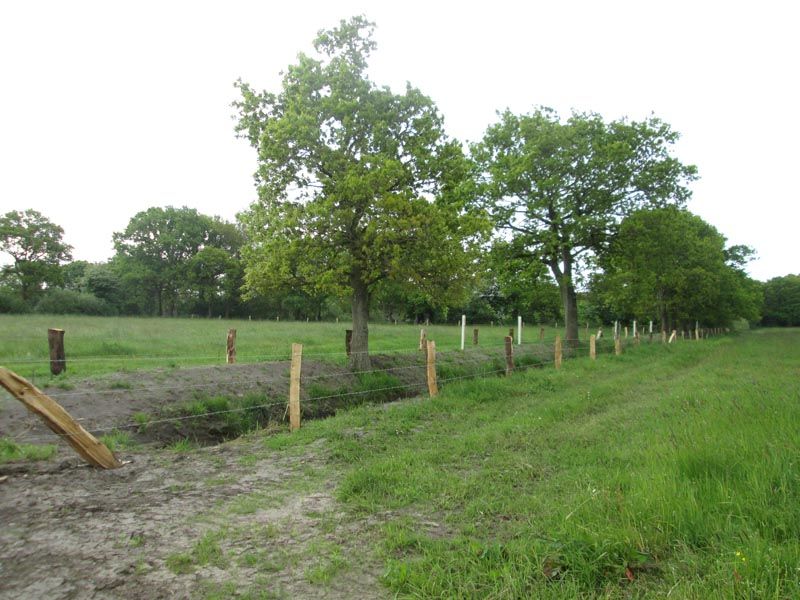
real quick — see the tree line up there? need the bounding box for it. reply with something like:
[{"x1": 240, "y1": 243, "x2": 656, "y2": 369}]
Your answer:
[{"x1": 1, "y1": 17, "x2": 790, "y2": 368}]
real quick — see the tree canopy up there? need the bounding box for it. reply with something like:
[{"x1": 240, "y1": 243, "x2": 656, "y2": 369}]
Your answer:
[
  {"x1": 761, "y1": 275, "x2": 800, "y2": 326},
  {"x1": 591, "y1": 207, "x2": 762, "y2": 328},
  {"x1": 0, "y1": 209, "x2": 73, "y2": 301},
  {"x1": 235, "y1": 16, "x2": 486, "y2": 369},
  {"x1": 474, "y1": 108, "x2": 697, "y2": 342}
]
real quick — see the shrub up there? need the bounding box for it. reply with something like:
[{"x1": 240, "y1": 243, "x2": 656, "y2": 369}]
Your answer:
[
  {"x1": 0, "y1": 287, "x2": 29, "y2": 313},
  {"x1": 34, "y1": 289, "x2": 116, "y2": 316}
]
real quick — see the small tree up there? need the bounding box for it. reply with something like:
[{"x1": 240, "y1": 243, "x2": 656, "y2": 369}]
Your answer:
[
  {"x1": 0, "y1": 209, "x2": 73, "y2": 302},
  {"x1": 235, "y1": 17, "x2": 486, "y2": 369},
  {"x1": 474, "y1": 108, "x2": 697, "y2": 342}
]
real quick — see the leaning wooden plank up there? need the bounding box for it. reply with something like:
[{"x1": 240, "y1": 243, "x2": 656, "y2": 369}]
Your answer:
[{"x1": 0, "y1": 367, "x2": 121, "y2": 469}]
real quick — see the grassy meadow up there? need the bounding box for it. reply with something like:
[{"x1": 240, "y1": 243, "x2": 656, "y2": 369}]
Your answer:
[
  {"x1": 0, "y1": 314, "x2": 570, "y2": 380},
  {"x1": 250, "y1": 328, "x2": 800, "y2": 598}
]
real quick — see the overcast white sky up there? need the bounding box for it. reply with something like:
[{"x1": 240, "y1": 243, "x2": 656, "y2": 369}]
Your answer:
[{"x1": 1, "y1": 0, "x2": 797, "y2": 281}]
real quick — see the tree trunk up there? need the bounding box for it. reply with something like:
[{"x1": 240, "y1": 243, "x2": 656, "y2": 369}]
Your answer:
[
  {"x1": 349, "y1": 276, "x2": 370, "y2": 371},
  {"x1": 560, "y1": 281, "x2": 580, "y2": 345},
  {"x1": 550, "y1": 254, "x2": 579, "y2": 346}
]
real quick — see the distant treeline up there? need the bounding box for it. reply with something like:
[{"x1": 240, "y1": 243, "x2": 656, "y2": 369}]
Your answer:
[{"x1": 0, "y1": 205, "x2": 793, "y2": 327}]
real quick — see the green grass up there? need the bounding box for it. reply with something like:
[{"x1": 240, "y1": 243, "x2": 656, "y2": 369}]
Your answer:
[
  {"x1": 99, "y1": 429, "x2": 138, "y2": 451},
  {"x1": 261, "y1": 329, "x2": 800, "y2": 598},
  {"x1": 0, "y1": 437, "x2": 57, "y2": 463},
  {"x1": 0, "y1": 314, "x2": 568, "y2": 379}
]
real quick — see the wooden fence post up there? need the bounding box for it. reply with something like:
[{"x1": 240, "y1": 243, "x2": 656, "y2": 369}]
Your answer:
[
  {"x1": 346, "y1": 330, "x2": 353, "y2": 357},
  {"x1": 517, "y1": 315, "x2": 522, "y2": 345},
  {"x1": 504, "y1": 335, "x2": 514, "y2": 375},
  {"x1": 473, "y1": 328, "x2": 479, "y2": 345},
  {"x1": 554, "y1": 335, "x2": 562, "y2": 369},
  {"x1": 634, "y1": 332, "x2": 640, "y2": 346},
  {"x1": 426, "y1": 340, "x2": 438, "y2": 397},
  {"x1": 0, "y1": 367, "x2": 121, "y2": 468},
  {"x1": 419, "y1": 328, "x2": 427, "y2": 351},
  {"x1": 624, "y1": 326, "x2": 628, "y2": 339},
  {"x1": 589, "y1": 334, "x2": 596, "y2": 360},
  {"x1": 668, "y1": 330, "x2": 677, "y2": 343},
  {"x1": 460, "y1": 314, "x2": 466, "y2": 351},
  {"x1": 539, "y1": 327, "x2": 545, "y2": 341},
  {"x1": 289, "y1": 343, "x2": 302, "y2": 432},
  {"x1": 48, "y1": 328, "x2": 66, "y2": 375},
  {"x1": 226, "y1": 328, "x2": 236, "y2": 364},
  {"x1": 614, "y1": 337, "x2": 622, "y2": 356}
]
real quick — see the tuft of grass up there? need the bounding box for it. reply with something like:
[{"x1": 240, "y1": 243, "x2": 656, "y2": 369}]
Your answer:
[
  {"x1": 166, "y1": 530, "x2": 227, "y2": 575},
  {"x1": 99, "y1": 429, "x2": 137, "y2": 451},
  {"x1": 0, "y1": 437, "x2": 57, "y2": 463},
  {"x1": 168, "y1": 438, "x2": 195, "y2": 452}
]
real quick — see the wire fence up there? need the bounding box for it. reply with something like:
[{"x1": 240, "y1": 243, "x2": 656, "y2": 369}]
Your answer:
[{"x1": 1, "y1": 329, "x2": 721, "y2": 448}]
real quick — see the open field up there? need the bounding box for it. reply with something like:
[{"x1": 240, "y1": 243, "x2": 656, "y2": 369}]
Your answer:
[
  {"x1": 0, "y1": 314, "x2": 570, "y2": 381},
  {"x1": 2, "y1": 329, "x2": 798, "y2": 598}
]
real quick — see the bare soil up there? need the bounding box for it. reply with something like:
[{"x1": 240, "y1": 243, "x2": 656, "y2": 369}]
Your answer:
[{"x1": 0, "y1": 437, "x2": 388, "y2": 599}]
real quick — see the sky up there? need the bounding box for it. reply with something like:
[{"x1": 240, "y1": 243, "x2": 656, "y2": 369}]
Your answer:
[{"x1": 0, "y1": 0, "x2": 797, "y2": 281}]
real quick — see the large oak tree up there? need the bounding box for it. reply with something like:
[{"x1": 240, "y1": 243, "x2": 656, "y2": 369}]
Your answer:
[
  {"x1": 474, "y1": 108, "x2": 697, "y2": 342},
  {"x1": 234, "y1": 17, "x2": 485, "y2": 370}
]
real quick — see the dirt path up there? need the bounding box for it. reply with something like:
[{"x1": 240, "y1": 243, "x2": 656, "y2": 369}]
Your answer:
[{"x1": 0, "y1": 436, "x2": 387, "y2": 599}]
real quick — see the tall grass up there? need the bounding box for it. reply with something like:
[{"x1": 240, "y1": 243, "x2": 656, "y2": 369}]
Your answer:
[{"x1": 268, "y1": 329, "x2": 800, "y2": 597}]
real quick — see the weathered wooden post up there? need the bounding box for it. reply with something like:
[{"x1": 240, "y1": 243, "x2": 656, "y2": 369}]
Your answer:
[
  {"x1": 345, "y1": 330, "x2": 353, "y2": 357},
  {"x1": 226, "y1": 328, "x2": 236, "y2": 364},
  {"x1": 0, "y1": 368, "x2": 120, "y2": 468},
  {"x1": 48, "y1": 328, "x2": 66, "y2": 375},
  {"x1": 289, "y1": 343, "x2": 302, "y2": 432},
  {"x1": 426, "y1": 340, "x2": 438, "y2": 397},
  {"x1": 419, "y1": 328, "x2": 427, "y2": 351},
  {"x1": 668, "y1": 330, "x2": 677, "y2": 343},
  {"x1": 589, "y1": 334, "x2": 596, "y2": 360},
  {"x1": 504, "y1": 335, "x2": 514, "y2": 375},
  {"x1": 624, "y1": 326, "x2": 628, "y2": 339},
  {"x1": 473, "y1": 328, "x2": 479, "y2": 346},
  {"x1": 554, "y1": 335, "x2": 562, "y2": 369}
]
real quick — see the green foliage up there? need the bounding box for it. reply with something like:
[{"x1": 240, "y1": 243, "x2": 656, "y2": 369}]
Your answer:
[
  {"x1": 474, "y1": 108, "x2": 697, "y2": 338},
  {"x1": 34, "y1": 288, "x2": 116, "y2": 316},
  {"x1": 762, "y1": 274, "x2": 800, "y2": 326},
  {"x1": 235, "y1": 16, "x2": 488, "y2": 367},
  {"x1": 0, "y1": 286, "x2": 29, "y2": 313},
  {"x1": 592, "y1": 207, "x2": 762, "y2": 326},
  {"x1": 0, "y1": 209, "x2": 73, "y2": 302},
  {"x1": 112, "y1": 206, "x2": 243, "y2": 317}
]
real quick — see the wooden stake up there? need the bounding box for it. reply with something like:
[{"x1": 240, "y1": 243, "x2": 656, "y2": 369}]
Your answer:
[
  {"x1": 0, "y1": 367, "x2": 120, "y2": 468},
  {"x1": 226, "y1": 328, "x2": 236, "y2": 364},
  {"x1": 517, "y1": 315, "x2": 522, "y2": 345},
  {"x1": 419, "y1": 328, "x2": 427, "y2": 351},
  {"x1": 426, "y1": 340, "x2": 438, "y2": 397},
  {"x1": 614, "y1": 337, "x2": 622, "y2": 356},
  {"x1": 460, "y1": 314, "x2": 466, "y2": 351},
  {"x1": 289, "y1": 343, "x2": 302, "y2": 432},
  {"x1": 48, "y1": 328, "x2": 66, "y2": 375},
  {"x1": 668, "y1": 330, "x2": 677, "y2": 343},
  {"x1": 589, "y1": 334, "x2": 596, "y2": 360},
  {"x1": 624, "y1": 326, "x2": 628, "y2": 339},
  {"x1": 473, "y1": 328, "x2": 479, "y2": 345},
  {"x1": 596, "y1": 328, "x2": 603, "y2": 340},
  {"x1": 504, "y1": 335, "x2": 514, "y2": 375},
  {"x1": 539, "y1": 327, "x2": 545, "y2": 341},
  {"x1": 554, "y1": 335, "x2": 562, "y2": 369},
  {"x1": 346, "y1": 329, "x2": 353, "y2": 357}
]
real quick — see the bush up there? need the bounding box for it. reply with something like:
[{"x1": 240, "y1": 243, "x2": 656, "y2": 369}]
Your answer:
[
  {"x1": 34, "y1": 289, "x2": 116, "y2": 316},
  {"x1": 0, "y1": 287, "x2": 29, "y2": 313}
]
